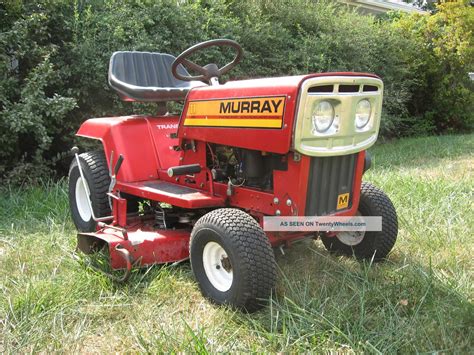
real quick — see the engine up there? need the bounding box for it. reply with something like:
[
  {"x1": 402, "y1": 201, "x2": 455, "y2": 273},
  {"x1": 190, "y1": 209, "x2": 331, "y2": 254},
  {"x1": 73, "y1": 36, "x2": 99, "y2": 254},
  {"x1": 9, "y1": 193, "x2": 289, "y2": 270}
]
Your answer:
[{"x1": 207, "y1": 144, "x2": 287, "y2": 191}]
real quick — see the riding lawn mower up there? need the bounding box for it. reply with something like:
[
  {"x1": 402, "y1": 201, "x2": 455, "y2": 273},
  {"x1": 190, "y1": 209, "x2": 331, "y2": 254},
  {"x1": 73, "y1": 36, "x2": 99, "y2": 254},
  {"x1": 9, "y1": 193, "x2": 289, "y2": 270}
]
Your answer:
[{"x1": 69, "y1": 39, "x2": 398, "y2": 312}]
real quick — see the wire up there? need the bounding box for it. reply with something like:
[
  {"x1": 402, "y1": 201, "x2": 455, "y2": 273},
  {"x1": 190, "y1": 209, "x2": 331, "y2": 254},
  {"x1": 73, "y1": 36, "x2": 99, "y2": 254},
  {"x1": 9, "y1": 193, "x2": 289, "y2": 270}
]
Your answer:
[
  {"x1": 228, "y1": 177, "x2": 246, "y2": 187},
  {"x1": 206, "y1": 143, "x2": 219, "y2": 168}
]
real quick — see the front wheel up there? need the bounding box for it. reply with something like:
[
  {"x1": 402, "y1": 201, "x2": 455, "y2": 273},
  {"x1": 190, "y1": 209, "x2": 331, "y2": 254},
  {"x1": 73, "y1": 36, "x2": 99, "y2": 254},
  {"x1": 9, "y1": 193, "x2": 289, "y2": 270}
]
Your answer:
[
  {"x1": 190, "y1": 208, "x2": 277, "y2": 312},
  {"x1": 321, "y1": 182, "x2": 398, "y2": 261}
]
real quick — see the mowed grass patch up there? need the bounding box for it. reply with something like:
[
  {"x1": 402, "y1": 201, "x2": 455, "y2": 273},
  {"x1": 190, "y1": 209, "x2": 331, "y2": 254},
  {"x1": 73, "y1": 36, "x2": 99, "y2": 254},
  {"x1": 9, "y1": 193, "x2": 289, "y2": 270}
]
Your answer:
[{"x1": 0, "y1": 134, "x2": 473, "y2": 352}]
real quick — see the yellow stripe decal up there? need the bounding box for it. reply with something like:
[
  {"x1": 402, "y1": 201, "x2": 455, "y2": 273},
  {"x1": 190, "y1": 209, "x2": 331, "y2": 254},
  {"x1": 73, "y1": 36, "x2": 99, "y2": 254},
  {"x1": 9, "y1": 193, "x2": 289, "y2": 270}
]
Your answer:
[
  {"x1": 183, "y1": 118, "x2": 283, "y2": 128},
  {"x1": 184, "y1": 96, "x2": 286, "y2": 128}
]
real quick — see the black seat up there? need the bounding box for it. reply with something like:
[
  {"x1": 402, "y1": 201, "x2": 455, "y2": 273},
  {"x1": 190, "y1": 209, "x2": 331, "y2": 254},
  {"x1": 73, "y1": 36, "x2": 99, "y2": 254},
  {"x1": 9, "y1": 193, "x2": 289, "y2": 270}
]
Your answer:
[{"x1": 108, "y1": 51, "x2": 205, "y2": 102}]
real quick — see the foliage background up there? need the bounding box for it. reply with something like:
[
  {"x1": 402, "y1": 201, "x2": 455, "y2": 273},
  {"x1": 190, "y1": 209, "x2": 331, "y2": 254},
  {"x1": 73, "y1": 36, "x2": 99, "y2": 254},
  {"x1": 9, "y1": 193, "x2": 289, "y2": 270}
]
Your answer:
[{"x1": 0, "y1": 0, "x2": 473, "y2": 182}]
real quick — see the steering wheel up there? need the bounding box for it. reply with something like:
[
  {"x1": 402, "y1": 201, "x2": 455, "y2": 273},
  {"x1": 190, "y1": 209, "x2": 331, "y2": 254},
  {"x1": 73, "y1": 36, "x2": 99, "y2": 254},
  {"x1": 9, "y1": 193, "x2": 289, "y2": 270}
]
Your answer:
[{"x1": 171, "y1": 39, "x2": 243, "y2": 83}]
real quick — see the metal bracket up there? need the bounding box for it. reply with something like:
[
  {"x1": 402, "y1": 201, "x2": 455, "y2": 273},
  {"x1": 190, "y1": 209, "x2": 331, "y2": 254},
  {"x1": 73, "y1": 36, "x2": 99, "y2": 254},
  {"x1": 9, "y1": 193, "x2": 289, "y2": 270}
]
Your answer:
[
  {"x1": 293, "y1": 152, "x2": 301, "y2": 162},
  {"x1": 97, "y1": 221, "x2": 128, "y2": 240},
  {"x1": 84, "y1": 244, "x2": 132, "y2": 283}
]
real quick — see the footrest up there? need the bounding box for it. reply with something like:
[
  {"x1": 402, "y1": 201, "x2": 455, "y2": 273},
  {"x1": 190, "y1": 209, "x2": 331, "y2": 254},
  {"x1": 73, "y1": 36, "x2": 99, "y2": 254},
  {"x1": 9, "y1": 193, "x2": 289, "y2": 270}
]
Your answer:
[{"x1": 116, "y1": 180, "x2": 225, "y2": 208}]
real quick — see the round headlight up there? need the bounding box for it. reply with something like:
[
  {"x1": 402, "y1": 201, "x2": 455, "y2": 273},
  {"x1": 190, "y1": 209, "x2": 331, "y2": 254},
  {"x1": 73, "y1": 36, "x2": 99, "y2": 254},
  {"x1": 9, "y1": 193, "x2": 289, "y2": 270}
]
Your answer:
[
  {"x1": 355, "y1": 99, "x2": 371, "y2": 129},
  {"x1": 312, "y1": 101, "x2": 335, "y2": 133}
]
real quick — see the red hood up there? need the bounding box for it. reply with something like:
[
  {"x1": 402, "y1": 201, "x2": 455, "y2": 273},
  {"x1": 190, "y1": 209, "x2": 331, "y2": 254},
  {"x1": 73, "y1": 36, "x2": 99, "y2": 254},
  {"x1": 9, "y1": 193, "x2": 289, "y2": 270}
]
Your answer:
[
  {"x1": 191, "y1": 72, "x2": 380, "y2": 97},
  {"x1": 178, "y1": 72, "x2": 380, "y2": 154}
]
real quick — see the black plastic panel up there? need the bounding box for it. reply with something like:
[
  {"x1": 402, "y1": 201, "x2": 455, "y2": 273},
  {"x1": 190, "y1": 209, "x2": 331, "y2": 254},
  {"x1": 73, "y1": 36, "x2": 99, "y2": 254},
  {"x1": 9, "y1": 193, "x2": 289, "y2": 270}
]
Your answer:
[
  {"x1": 144, "y1": 181, "x2": 198, "y2": 195},
  {"x1": 363, "y1": 85, "x2": 379, "y2": 92},
  {"x1": 308, "y1": 85, "x2": 334, "y2": 93},
  {"x1": 305, "y1": 154, "x2": 357, "y2": 216},
  {"x1": 338, "y1": 84, "x2": 360, "y2": 93}
]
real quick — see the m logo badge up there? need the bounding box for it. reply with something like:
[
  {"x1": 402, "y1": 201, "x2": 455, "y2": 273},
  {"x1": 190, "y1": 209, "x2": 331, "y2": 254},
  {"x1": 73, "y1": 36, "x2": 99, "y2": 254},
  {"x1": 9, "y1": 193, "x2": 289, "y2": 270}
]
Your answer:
[{"x1": 337, "y1": 193, "x2": 350, "y2": 210}]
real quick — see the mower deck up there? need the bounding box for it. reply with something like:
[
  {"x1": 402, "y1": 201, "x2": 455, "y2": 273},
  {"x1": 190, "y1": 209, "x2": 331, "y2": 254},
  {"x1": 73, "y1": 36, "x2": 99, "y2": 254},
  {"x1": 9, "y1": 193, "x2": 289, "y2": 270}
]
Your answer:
[{"x1": 78, "y1": 223, "x2": 191, "y2": 269}]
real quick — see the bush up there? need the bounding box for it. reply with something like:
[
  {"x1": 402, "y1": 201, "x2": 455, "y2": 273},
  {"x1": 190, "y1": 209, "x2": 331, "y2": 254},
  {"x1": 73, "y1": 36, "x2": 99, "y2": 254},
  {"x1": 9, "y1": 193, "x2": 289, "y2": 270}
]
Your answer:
[
  {"x1": 390, "y1": 0, "x2": 474, "y2": 135},
  {"x1": 0, "y1": 0, "x2": 472, "y2": 182}
]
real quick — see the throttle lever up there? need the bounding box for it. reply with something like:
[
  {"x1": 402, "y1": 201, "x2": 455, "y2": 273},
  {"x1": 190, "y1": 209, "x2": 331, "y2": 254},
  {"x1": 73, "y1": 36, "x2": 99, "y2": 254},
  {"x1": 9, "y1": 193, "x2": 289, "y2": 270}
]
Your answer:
[
  {"x1": 114, "y1": 155, "x2": 124, "y2": 176},
  {"x1": 108, "y1": 152, "x2": 124, "y2": 209}
]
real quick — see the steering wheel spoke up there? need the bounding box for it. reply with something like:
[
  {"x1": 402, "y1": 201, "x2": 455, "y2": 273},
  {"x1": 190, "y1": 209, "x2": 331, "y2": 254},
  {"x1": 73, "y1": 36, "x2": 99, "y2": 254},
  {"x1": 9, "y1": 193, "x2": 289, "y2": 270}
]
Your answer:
[
  {"x1": 171, "y1": 39, "x2": 243, "y2": 84},
  {"x1": 181, "y1": 59, "x2": 208, "y2": 76},
  {"x1": 218, "y1": 63, "x2": 233, "y2": 76}
]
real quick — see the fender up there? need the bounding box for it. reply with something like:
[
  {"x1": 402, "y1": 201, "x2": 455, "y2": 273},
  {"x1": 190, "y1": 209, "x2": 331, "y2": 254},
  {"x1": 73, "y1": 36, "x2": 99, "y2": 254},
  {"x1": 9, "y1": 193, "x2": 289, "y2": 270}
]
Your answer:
[{"x1": 77, "y1": 115, "x2": 181, "y2": 182}]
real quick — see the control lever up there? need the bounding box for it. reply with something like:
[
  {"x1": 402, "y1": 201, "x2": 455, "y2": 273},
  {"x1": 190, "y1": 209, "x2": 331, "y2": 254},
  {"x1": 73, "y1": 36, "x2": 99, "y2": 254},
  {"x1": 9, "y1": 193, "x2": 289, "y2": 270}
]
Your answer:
[
  {"x1": 167, "y1": 163, "x2": 201, "y2": 177},
  {"x1": 114, "y1": 155, "x2": 124, "y2": 176},
  {"x1": 108, "y1": 151, "x2": 124, "y2": 209}
]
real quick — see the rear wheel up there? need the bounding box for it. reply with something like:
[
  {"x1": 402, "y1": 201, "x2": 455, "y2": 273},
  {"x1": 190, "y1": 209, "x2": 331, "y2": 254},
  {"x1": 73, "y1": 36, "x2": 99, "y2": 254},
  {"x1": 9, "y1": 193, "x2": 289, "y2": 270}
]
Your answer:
[
  {"x1": 321, "y1": 182, "x2": 398, "y2": 261},
  {"x1": 68, "y1": 151, "x2": 111, "y2": 232},
  {"x1": 190, "y1": 208, "x2": 277, "y2": 312}
]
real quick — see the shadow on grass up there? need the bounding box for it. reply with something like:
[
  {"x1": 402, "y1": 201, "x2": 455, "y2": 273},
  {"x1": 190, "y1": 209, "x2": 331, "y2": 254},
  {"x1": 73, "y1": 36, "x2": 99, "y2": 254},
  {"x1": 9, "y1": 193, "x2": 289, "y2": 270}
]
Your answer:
[
  {"x1": 76, "y1": 238, "x2": 473, "y2": 353},
  {"x1": 240, "y1": 240, "x2": 474, "y2": 353},
  {"x1": 77, "y1": 249, "x2": 195, "y2": 296}
]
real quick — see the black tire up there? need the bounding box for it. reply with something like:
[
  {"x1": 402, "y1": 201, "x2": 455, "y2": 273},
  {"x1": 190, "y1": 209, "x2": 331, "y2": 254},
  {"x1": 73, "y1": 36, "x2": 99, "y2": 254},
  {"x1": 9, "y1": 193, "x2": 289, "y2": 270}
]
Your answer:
[
  {"x1": 321, "y1": 182, "x2": 398, "y2": 261},
  {"x1": 68, "y1": 151, "x2": 111, "y2": 232},
  {"x1": 190, "y1": 208, "x2": 277, "y2": 312}
]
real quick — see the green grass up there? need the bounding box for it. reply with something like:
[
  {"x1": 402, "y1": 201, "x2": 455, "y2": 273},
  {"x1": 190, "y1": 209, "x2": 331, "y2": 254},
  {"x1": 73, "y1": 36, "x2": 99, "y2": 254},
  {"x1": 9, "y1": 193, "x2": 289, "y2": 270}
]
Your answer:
[{"x1": 1, "y1": 134, "x2": 473, "y2": 353}]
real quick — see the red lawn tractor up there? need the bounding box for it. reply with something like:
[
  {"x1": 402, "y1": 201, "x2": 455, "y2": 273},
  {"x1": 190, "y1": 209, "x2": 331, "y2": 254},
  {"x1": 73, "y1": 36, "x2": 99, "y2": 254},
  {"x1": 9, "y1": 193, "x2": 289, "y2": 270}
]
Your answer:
[{"x1": 69, "y1": 39, "x2": 398, "y2": 312}]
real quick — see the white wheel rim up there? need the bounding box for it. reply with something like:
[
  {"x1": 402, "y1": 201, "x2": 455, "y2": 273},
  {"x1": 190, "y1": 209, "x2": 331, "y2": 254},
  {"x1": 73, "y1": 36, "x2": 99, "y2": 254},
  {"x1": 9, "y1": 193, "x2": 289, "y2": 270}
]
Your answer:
[
  {"x1": 336, "y1": 231, "x2": 365, "y2": 246},
  {"x1": 336, "y1": 211, "x2": 365, "y2": 246},
  {"x1": 202, "y1": 241, "x2": 233, "y2": 292},
  {"x1": 75, "y1": 177, "x2": 92, "y2": 222}
]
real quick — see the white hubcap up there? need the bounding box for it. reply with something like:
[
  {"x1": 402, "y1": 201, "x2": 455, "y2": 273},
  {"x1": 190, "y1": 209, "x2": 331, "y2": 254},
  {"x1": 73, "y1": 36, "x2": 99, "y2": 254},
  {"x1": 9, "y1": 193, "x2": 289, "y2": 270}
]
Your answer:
[
  {"x1": 336, "y1": 211, "x2": 366, "y2": 246},
  {"x1": 202, "y1": 241, "x2": 233, "y2": 292},
  {"x1": 75, "y1": 177, "x2": 92, "y2": 222},
  {"x1": 336, "y1": 231, "x2": 365, "y2": 246}
]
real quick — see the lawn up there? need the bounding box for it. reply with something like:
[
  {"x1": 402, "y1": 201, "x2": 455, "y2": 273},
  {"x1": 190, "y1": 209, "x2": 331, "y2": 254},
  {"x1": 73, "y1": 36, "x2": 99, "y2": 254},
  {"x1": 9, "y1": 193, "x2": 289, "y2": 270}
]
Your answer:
[{"x1": 1, "y1": 134, "x2": 473, "y2": 353}]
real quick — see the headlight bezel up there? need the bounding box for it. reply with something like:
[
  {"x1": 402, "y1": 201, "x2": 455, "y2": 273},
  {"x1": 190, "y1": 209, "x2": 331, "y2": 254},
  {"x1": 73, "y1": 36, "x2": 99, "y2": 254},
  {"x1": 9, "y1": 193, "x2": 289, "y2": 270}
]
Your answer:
[{"x1": 293, "y1": 76, "x2": 383, "y2": 157}]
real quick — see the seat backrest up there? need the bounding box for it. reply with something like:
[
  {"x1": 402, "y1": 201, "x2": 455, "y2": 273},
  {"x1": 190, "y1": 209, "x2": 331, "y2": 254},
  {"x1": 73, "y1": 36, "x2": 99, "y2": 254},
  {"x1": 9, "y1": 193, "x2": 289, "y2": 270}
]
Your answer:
[{"x1": 108, "y1": 51, "x2": 204, "y2": 102}]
